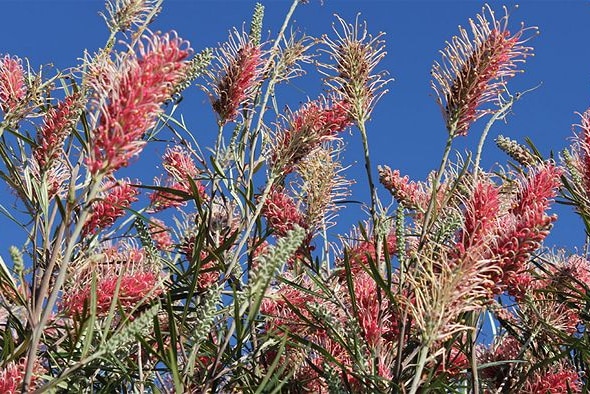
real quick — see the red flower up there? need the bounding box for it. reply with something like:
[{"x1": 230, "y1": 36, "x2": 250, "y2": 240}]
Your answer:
[{"x1": 87, "y1": 32, "x2": 191, "y2": 175}]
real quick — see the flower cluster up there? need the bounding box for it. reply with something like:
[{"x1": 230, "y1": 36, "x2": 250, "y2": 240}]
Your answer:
[{"x1": 86, "y1": 32, "x2": 192, "y2": 175}]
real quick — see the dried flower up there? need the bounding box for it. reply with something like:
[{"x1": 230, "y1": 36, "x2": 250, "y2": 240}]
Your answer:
[
  {"x1": 83, "y1": 179, "x2": 140, "y2": 236},
  {"x1": 270, "y1": 97, "x2": 352, "y2": 174},
  {"x1": 431, "y1": 5, "x2": 535, "y2": 136},
  {"x1": 321, "y1": 15, "x2": 389, "y2": 122},
  {"x1": 102, "y1": 0, "x2": 160, "y2": 33},
  {"x1": 86, "y1": 31, "x2": 191, "y2": 175},
  {"x1": 0, "y1": 55, "x2": 26, "y2": 114},
  {"x1": 207, "y1": 30, "x2": 262, "y2": 125}
]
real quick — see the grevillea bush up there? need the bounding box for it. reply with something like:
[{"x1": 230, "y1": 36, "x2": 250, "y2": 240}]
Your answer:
[{"x1": 0, "y1": 1, "x2": 589, "y2": 393}]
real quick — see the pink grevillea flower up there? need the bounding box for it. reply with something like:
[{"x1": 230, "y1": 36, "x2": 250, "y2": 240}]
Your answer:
[
  {"x1": 0, "y1": 55, "x2": 26, "y2": 114},
  {"x1": 492, "y1": 163, "x2": 562, "y2": 295},
  {"x1": 352, "y1": 271, "x2": 397, "y2": 346},
  {"x1": 522, "y1": 363, "x2": 581, "y2": 394},
  {"x1": 83, "y1": 179, "x2": 140, "y2": 236},
  {"x1": 569, "y1": 109, "x2": 590, "y2": 196},
  {"x1": 87, "y1": 32, "x2": 191, "y2": 175},
  {"x1": 378, "y1": 166, "x2": 432, "y2": 212},
  {"x1": 149, "y1": 146, "x2": 206, "y2": 212},
  {"x1": 341, "y1": 231, "x2": 397, "y2": 276},
  {"x1": 149, "y1": 218, "x2": 174, "y2": 251},
  {"x1": 261, "y1": 187, "x2": 307, "y2": 237},
  {"x1": 208, "y1": 30, "x2": 262, "y2": 125},
  {"x1": 431, "y1": 6, "x2": 534, "y2": 136},
  {"x1": 271, "y1": 97, "x2": 352, "y2": 174},
  {"x1": 0, "y1": 358, "x2": 42, "y2": 393},
  {"x1": 61, "y1": 245, "x2": 163, "y2": 316},
  {"x1": 33, "y1": 93, "x2": 81, "y2": 170},
  {"x1": 453, "y1": 180, "x2": 501, "y2": 260}
]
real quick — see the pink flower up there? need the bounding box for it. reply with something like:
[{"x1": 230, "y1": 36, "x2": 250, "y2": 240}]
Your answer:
[
  {"x1": 83, "y1": 179, "x2": 140, "y2": 236},
  {"x1": 149, "y1": 218, "x2": 174, "y2": 251},
  {"x1": 522, "y1": 363, "x2": 581, "y2": 394},
  {"x1": 61, "y1": 245, "x2": 163, "y2": 317},
  {"x1": 87, "y1": 32, "x2": 191, "y2": 175},
  {"x1": 0, "y1": 358, "x2": 42, "y2": 393},
  {"x1": 271, "y1": 97, "x2": 352, "y2": 174},
  {"x1": 208, "y1": 31, "x2": 262, "y2": 124},
  {"x1": 491, "y1": 163, "x2": 562, "y2": 295},
  {"x1": 148, "y1": 146, "x2": 206, "y2": 212},
  {"x1": 0, "y1": 55, "x2": 26, "y2": 114},
  {"x1": 261, "y1": 187, "x2": 307, "y2": 237},
  {"x1": 378, "y1": 166, "x2": 432, "y2": 211},
  {"x1": 431, "y1": 6, "x2": 534, "y2": 136},
  {"x1": 34, "y1": 93, "x2": 81, "y2": 170}
]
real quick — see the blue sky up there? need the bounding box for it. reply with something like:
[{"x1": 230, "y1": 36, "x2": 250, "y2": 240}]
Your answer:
[{"x1": 1, "y1": 1, "x2": 590, "y2": 257}]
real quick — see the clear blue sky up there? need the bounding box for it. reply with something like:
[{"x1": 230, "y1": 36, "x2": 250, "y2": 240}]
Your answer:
[{"x1": 1, "y1": 1, "x2": 589, "y2": 257}]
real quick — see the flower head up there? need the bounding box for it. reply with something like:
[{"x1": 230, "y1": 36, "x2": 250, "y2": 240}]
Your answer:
[
  {"x1": 431, "y1": 5, "x2": 535, "y2": 136},
  {"x1": 261, "y1": 186, "x2": 307, "y2": 237},
  {"x1": 320, "y1": 15, "x2": 389, "y2": 122},
  {"x1": 0, "y1": 55, "x2": 26, "y2": 114},
  {"x1": 102, "y1": 0, "x2": 160, "y2": 33},
  {"x1": 207, "y1": 30, "x2": 263, "y2": 125},
  {"x1": 83, "y1": 179, "x2": 140, "y2": 236},
  {"x1": 86, "y1": 31, "x2": 192, "y2": 175},
  {"x1": 270, "y1": 97, "x2": 352, "y2": 175}
]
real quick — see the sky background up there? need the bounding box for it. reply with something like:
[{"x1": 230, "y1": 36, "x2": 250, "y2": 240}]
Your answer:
[{"x1": 1, "y1": 0, "x2": 590, "y2": 261}]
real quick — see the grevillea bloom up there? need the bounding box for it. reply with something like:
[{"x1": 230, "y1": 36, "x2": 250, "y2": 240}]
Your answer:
[
  {"x1": 86, "y1": 32, "x2": 191, "y2": 175},
  {"x1": 0, "y1": 358, "x2": 42, "y2": 393},
  {"x1": 62, "y1": 245, "x2": 163, "y2": 316},
  {"x1": 149, "y1": 218, "x2": 174, "y2": 251},
  {"x1": 0, "y1": 55, "x2": 26, "y2": 114},
  {"x1": 378, "y1": 166, "x2": 432, "y2": 212},
  {"x1": 491, "y1": 163, "x2": 562, "y2": 295},
  {"x1": 522, "y1": 363, "x2": 581, "y2": 393},
  {"x1": 321, "y1": 15, "x2": 389, "y2": 122},
  {"x1": 208, "y1": 30, "x2": 262, "y2": 124},
  {"x1": 33, "y1": 93, "x2": 82, "y2": 170},
  {"x1": 148, "y1": 146, "x2": 206, "y2": 212},
  {"x1": 431, "y1": 5, "x2": 534, "y2": 136},
  {"x1": 271, "y1": 97, "x2": 352, "y2": 174},
  {"x1": 103, "y1": 0, "x2": 160, "y2": 33},
  {"x1": 261, "y1": 187, "x2": 307, "y2": 237},
  {"x1": 83, "y1": 179, "x2": 140, "y2": 236}
]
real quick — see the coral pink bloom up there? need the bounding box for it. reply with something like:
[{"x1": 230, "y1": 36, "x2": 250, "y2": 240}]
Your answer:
[
  {"x1": 209, "y1": 31, "x2": 262, "y2": 124},
  {"x1": 271, "y1": 97, "x2": 352, "y2": 174},
  {"x1": 61, "y1": 245, "x2": 163, "y2": 317},
  {"x1": 261, "y1": 187, "x2": 307, "y2": 237},
  {"x1": 378, "y1": 166, "x2": 432, "y2": 212},
  {"x1": 34, "y1": 93, "x2": 81, "y2": 170},
  {"x1": 87, "y1": 32, "x2": 191, "y2": 175},
  {"x1": 0, "y1": 358, "x2": 42, "y2": 393},
  {"x1": 148, "y1": 145, "x2": 206, "y2": 212},
  {"x1": 83, "y1": 179, "x2": 140, "y2": 236},
  {"x1": 64, "y1": 271, "x2": 162, "y2": 317},
  {"x1": 431, "y1": 6, "x2": 534, "y2": 136},
  {"x1": 522, "y1": 363, "x2": 581, "y2": 394},
  {"x1": 0, "y1": 55, "x2": 26, "y2": 113},
  {"x1": 149, "y1": 218, "x2": 174, "y2": 251},
  {"x1": 491, "y1": 163, "x2": 562, "y2": 295}
]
